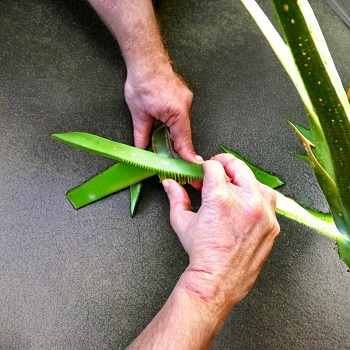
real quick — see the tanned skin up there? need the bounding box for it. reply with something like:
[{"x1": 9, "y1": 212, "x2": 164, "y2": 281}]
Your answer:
[{"x1": 88, "y1": 0, "x2": 201, "y2": 162}]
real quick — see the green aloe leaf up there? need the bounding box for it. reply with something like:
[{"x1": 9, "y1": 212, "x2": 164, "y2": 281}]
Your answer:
[
  {"x1": 53, "y1": 128, "x2": 350, "y2": 266},
  {"x1": 130, "y1": 183, "x2": 143, "y2": 217},
  {"x1": 152, "y1": 125, "x2": 179, "y2": 160},
  {"x1": 220, "y1": 145, "x2": 284, "y2": 189},
  {"x1": 338, "y1": 239, "x2": 350, "y2": 269},
  {"x1": 130, "y1": 124, "x2": 179, "y2": 217},
  {"x1": 273, "y1": 0, "x2": 350, "y2": 238},
  {"x1": 239, "y1": 0, "x2": 350, "y2": 266},
  {"x1": 61, "y1": 125, "x2": 191, "y2": 212},
  {"x1": 52, "y1": 132, "x2": 203, "y2": 183},
  {"x1": 67, "y1": 163, "x2": 152, "y2": 209}
]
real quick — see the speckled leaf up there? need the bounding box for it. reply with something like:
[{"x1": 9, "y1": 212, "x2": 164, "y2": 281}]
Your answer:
[
  {"x1": 219, "y1": 145, "x2": 284, "y2": 189},
  {"x1": 240, "y1": 0, "x2": 350, "y2": 267},
  {"x1": 273, "y1": 0, "x2": 350, "y2": 240},
  {"x1": 67, "y1": 163, "x2": 153, "y2": 210},
  {"x1": 52, "y1": 132, "x2": 203, "y2": 183}
]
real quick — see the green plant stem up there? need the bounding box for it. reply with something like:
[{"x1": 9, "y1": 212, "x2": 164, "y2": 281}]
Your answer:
[{"x1": 276, "y1": 192, "x2": 343, "y2": 242}]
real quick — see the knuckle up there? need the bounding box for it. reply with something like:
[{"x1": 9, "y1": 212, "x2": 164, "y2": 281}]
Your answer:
[
  {"x1": 244, "y1": 196, "x2": 264, "y2": 222},
  {"x1": 211, "y1": 189, "x2": 232, "y2": 207},
  {"x1": 185, "y1": 89, "x2": 193, "y2": 103},
  {"x1": 271, "y1": 221, "x2": 280, "y2": 238},
  {"x1": 265, "y1": 216, "x2": 280, "y2": 239},
  {"x1": 265, "y1": 186, "x2": 277, "y2": 202}
]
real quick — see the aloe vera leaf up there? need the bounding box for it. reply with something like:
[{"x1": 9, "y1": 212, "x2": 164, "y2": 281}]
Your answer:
[
  {"x1": 52, "y1": 132, "x2": 203, "y2": 183},
  {"x1": 296, "y1": 154, "x2": 309, "y2": 163},
  {"x1": 130, "y1": 125, "x2": 178, "y2": 217},
  {"x1": 338, "y1": 240, "x2": 350, "y2": 269},
  {"x1": 152, "y1": 125, "x2": 178, "y2": 159},
  {"x1": 66, "y1": 163, "x2": 153, "y2": 209},
  {"x1": 220, "y1": 145, "x2": 284, "y2": 189},
  {"x1": 276, "y1": 192, "x2": 343, "y2": 241},
  {"x1": 130, "y1": 182, "x2": 143, "y2": 217},
  {"x1": 239, "y1": 0, "x2": 350, "y2": 238},
  {"x1": 273, "y1": 1, "x2": 350, "y2": 236},
  {"x1": 151, "y1": 124, "x2": 186, "y2": 182},
  {"x1": 288, "y1": 122, "x2": 315, "y2": 144},
  {"x1": 277, "y1": 192, "x2": 350, "y2": 267}
]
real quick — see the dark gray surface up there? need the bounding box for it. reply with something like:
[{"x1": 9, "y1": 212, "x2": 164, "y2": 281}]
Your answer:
[{"x1": 1, "y1": 0, "x2": 350, "y2": 349}]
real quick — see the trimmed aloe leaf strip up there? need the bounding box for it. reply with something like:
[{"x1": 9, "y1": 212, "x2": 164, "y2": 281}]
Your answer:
[
  {"x1": 52, "y1": 132, "x2": 203, "y2": 182},
  {"x1": 63, "y1": 126, "x2": 189, "y2": 211},
  {"x1": 220, "y1": 145, "x2": 284, "y2": 189},
  {"x1": 152, "y1": 125, "x2": 179, "y2": 159},
  {"x1": 67, "y1": 163, "x2": 153, "y2": 209},
  {"x1": 58, "y1": 130, "x2": 342, "y2": 241},
  {"x1": 151, "y1": 124, "x2": 187, "y2": 182},
  {"x1": 130, "y1": 182, "x2": 143, "y2": 217},
  {"x1": 129, "y1": 125, "x2": 176, "y2": 217}
]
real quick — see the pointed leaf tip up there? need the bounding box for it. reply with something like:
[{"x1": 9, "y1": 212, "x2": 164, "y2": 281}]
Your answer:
[
  {"x1": 130, "y1": 182, "x2": 142, "y2": 217},
  {"x1": 338, "y1": 238, "x2": 350, "y2": 269}
]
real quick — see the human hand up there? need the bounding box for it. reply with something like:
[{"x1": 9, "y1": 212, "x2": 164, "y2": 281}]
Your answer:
[
  {"x1": 125, "y1": 63, "x2": 202, "y2": 163},
  {"x1": 163, "y1": 153, "x2": 280, "y2": 317}
]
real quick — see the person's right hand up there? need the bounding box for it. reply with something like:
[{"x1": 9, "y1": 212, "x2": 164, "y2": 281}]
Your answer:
[{"x1": 162, "y1": 153, "x2": 280, "y2": 316}]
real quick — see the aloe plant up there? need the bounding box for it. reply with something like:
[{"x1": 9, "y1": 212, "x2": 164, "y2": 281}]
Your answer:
[
  {"x1": 53, "y1": 0, "x2": 350, "y2": 268},
  {"x1": 238, "y1": 0, "x2": 350, "y2": 266}
]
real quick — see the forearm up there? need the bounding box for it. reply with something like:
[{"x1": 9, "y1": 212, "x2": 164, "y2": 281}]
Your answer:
[
  {"x1": 87, "y1": 0, "x2": 170, "y2": 76},
  {"x1": 128, "y1": 276, "x2": 226, "y2": 350}
]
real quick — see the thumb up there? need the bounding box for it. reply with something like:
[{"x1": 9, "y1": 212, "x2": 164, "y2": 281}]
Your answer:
[
  {"x1": 163, "y1": 179, "x2": 195, "y2": 251},
  {"x1": 132, "y1": 114, "x2": 154, "y2": 149},
  {"x1": 168, "y1": 112, "x2": 203, "y2": 163}
]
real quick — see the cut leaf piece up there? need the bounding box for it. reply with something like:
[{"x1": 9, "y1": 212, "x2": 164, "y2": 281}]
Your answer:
[
  {"x1": 338, "y1": 239, "x2": 350, "y2": 269},
  {"x1": 130, "y1": 182, "x2": 143, "y2": 217},
  {"x1": 152, "y1": 124, "x2": 182, "y2": 181},
  {"x1": 220, "y1": 145, "x2": 284, "y2": 189},
  {"x1": 67, "y1": 163, "x2": 153, "y2": 209},
  {"x1": 152, "y1": 125, "x2": 178, "y2": 159},
  {"x1": 52, "y1": 132, "x2": 203, "y2": 183}
]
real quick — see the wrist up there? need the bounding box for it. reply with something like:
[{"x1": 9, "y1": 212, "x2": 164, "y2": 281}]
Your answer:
[
  {"x1": 171, "y1": 283, "x2": 223, "y2": 342},
  {"x1": 125, "y1": 53, "x2": 173, "y2": 85},
  {"x1": 176, "y1": 267, "x2": 237, "y2": 329}
]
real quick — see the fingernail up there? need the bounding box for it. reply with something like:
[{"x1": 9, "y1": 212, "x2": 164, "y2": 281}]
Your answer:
[
  {"x1": 195, "y1": 155, "x2": 204, "y2": 163},
  {"x1": 162, "y1": 180, "x2": 170, "y2": 191}
]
